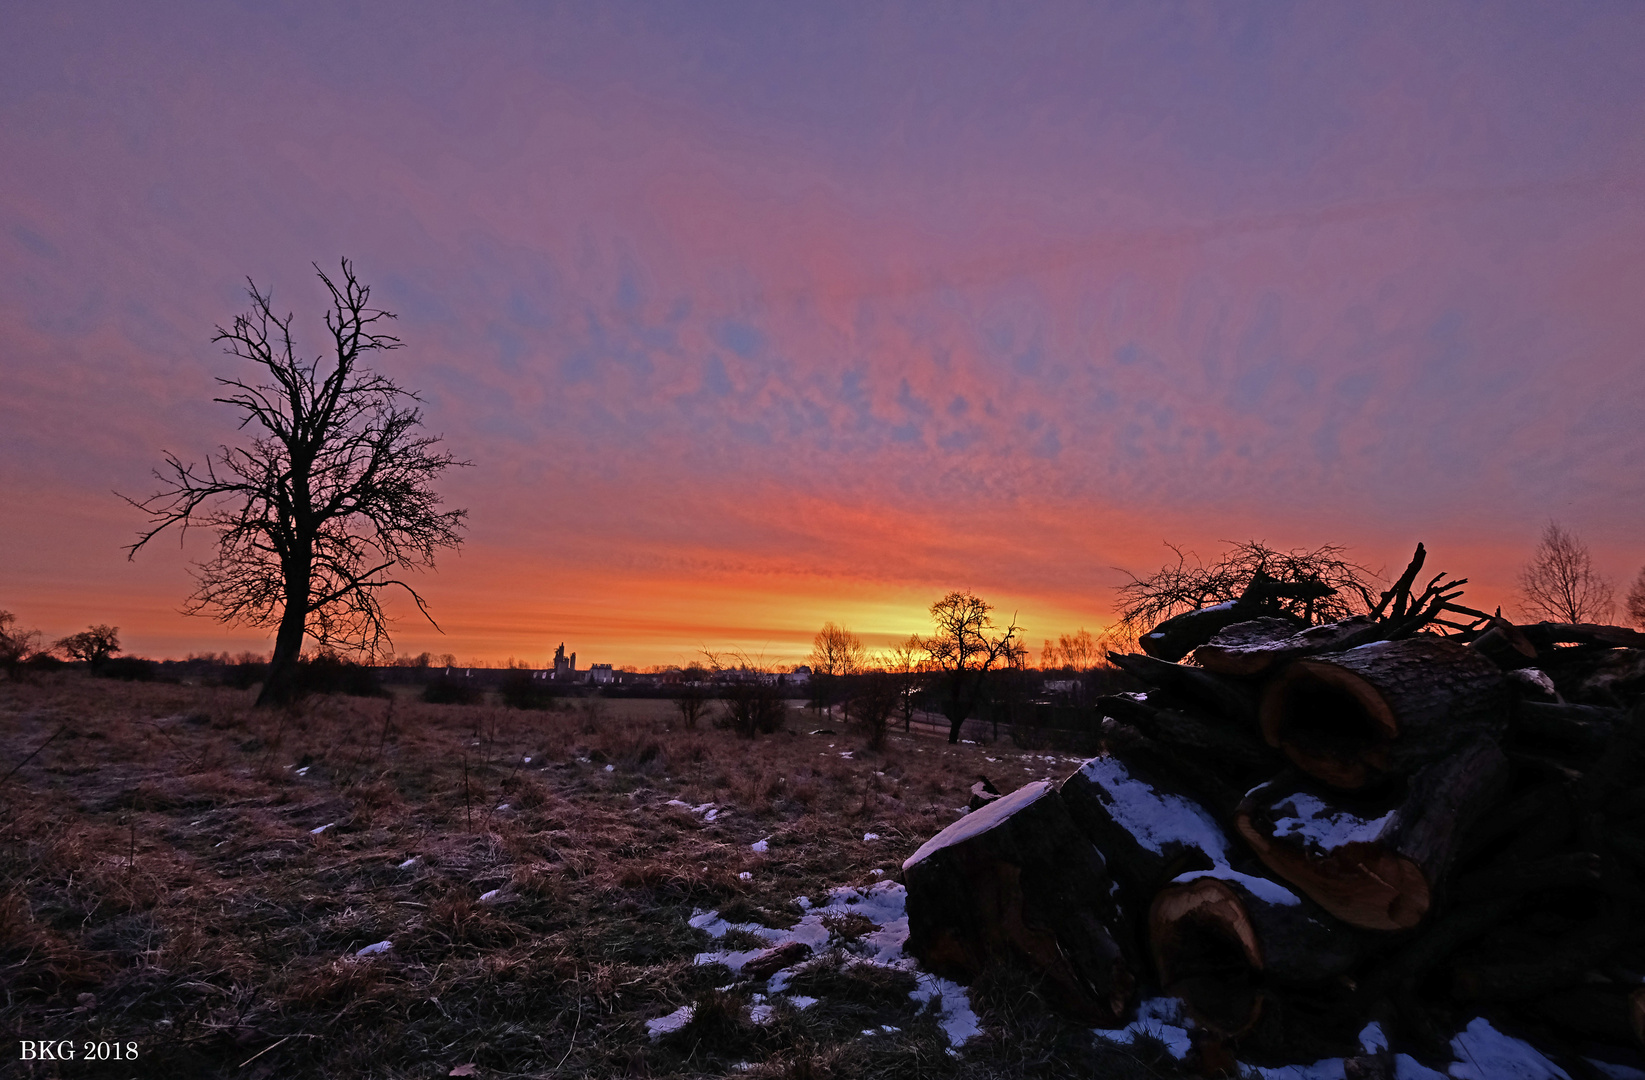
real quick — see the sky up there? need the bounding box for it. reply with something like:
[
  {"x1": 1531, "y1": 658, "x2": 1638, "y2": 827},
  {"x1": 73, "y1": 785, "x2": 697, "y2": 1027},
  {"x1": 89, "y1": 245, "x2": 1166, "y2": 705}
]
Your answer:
[{"x1": 2, "y1": 2, "x2": 1643, "y2": 669}]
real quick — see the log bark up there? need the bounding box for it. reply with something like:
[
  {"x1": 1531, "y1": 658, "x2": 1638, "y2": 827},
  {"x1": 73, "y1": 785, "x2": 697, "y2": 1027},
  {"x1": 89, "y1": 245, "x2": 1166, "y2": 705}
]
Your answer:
[
  {"x1": 1148, "y1": 869, "x2": 1365, "y2": 1037},
  {"x1": 1258, "y1": 637, "x2": 1509, "y2": 789},
  {"x1": 1094, "y1": 692, "x2": 1278, "y2": 777},
  {"x1": 1196, "y1": 616, "x2": 1382, "y2": 678},
  {"x1": 902, "y1": 780, "x2": 1136, "y2": 1025},
  {"x1": 1528, "y1": 986, "x2": 1645, "y2": 1050},
  {"x1": 1509, "y1": 701, "x2": 1622, "y2": 755},
  {"x1": 1236, "y1": 737, "x2": 1509, "y2": 930},
  {"x1": 1107, "y1": 652, "x2": 1261, "y2": 727}
]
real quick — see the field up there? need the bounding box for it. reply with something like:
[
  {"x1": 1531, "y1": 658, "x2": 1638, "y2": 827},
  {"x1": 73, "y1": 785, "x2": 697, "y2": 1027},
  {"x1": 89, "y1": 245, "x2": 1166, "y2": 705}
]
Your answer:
[{"x1": 1, "y1": 675, "x2": 1170, "y2": 1079}]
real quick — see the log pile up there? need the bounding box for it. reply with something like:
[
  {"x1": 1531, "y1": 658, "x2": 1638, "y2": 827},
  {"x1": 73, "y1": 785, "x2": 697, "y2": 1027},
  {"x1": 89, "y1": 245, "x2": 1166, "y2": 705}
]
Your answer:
[{"x1": 903, "y1": 544, "x2": 1645, "y2": 1074}]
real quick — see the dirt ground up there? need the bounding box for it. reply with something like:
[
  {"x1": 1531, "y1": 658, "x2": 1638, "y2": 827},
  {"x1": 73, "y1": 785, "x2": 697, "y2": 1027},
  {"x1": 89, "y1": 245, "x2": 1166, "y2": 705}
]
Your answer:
[{"x1": 0, "y1": 675, "x2": 1172, "y2": 1079}]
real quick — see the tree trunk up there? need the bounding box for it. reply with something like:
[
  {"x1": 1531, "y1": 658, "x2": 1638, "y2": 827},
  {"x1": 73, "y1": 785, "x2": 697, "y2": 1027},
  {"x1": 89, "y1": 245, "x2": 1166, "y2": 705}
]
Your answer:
[
  {"x1": 1148, "y1": 869, "x2": 1365, "y2": 1037},
  {"x1": 1095, "y1": 692, "x2": 1278, "y2": 778},
  {"x1": 902, "y1": 779, "x2": 1137, "y2": 1025},
  {"x1": 1235, "y1": 737, "x2": 1510, "y2": 930},
  {"x1": 1258, "y1": 637, "x2": 1508, "y2": 789},
  {"x1": 256, "y1": 589, "x2": 309, "y2": 707},
  {"x1": 1107, "y1": 652, "x2": 1260, "y2": 727}
]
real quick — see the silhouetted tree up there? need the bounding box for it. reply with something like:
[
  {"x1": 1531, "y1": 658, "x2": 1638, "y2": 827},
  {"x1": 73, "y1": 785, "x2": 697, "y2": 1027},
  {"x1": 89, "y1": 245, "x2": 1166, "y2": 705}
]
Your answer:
[
  {"x1": 0, "y1": 610, "x2": 42, "y2": 678},
  {"x1": 672, "y1": 664, "x2": 711, "y2": 729},
  {"x1": 921, "y1": 591, "x2": 1022, "y2": 744},
  {"x1": 1518, "y1": 522, "x2": 1614, "y2": 624},
  {"x1": 124, "y1": 260, "x2": 467, "y2": 706},
  {"x1": 55, "y1": 624, "x2": 121, "y2": 672},
  {"x1": 1627, "y1": 567, "x2": 1645, "y2": 630}
]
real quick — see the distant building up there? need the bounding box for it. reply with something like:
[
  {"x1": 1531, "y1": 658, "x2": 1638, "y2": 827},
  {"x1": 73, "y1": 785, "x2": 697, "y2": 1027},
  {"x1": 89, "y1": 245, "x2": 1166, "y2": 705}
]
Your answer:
[
  {"x1": 589, "y1": 663, "x2": 614, "y2": 684},
  {"x1": 552, "y1": 643, "x2": 577, "y2": 680},
  {"x1": 785, "y1": 665, "x2": 812, "y2": 687}
]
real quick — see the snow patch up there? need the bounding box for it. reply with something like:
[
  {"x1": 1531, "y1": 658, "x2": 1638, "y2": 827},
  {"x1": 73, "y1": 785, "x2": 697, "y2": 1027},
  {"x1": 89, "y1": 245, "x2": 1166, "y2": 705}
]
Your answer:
[
  {"x1": 355, "y1": 940, "x2": 393, "y2": 957},
  {"x1": 1448, "y1": 1017, "x2": 1571, "y2": 1079},
  {"x1": 751, "y1": 837, "x2": 770, "y2": 853},
  {"x1": 645, "y1": 1004, "x2": 694, "y2": 1039},
  {"x1": 397, "y1": 857, "x2": 419, "y2": 870},
  {"x1": 1091, "y1": 996, "x2": 1194, "y2": 1061},
  {"x1": 309, "y1": 822, "x2": 334, "y2": 835},
  {"x1": 863, "y1": 832, "x2": 880, "y2": 842}
]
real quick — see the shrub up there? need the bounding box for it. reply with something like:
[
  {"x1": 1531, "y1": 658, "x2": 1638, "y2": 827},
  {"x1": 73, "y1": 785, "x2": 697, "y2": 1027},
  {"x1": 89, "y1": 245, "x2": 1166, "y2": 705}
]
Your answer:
[
  {"x1": 293, "y1": 653, "x2": 387, "y2": 698},
  {"x1": 423, "y1": 674, "x2": 481, "y2": 705},
  {"x1": 718, "y1": 680, "x2": 786, "y2": 738},
  {"x1": 98, "y1": 657, "x2": 157, "y2": 682},
  {"x1": 500, "y1": 668, "x2": 556, "y2": 710}
]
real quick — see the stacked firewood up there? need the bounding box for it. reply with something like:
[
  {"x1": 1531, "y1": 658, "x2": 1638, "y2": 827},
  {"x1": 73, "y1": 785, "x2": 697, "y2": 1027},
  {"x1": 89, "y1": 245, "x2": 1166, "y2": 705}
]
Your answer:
[{"x1": 903, "y1": 544, "x2": 1645, "y2": 1074}]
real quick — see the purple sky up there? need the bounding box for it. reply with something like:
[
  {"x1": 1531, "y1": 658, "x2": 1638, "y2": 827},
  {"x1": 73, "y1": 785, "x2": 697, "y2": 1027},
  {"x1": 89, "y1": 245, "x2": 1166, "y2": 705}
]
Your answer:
[{"x1": 3, "y1": 3, "x2": 1643, "y2": 667}]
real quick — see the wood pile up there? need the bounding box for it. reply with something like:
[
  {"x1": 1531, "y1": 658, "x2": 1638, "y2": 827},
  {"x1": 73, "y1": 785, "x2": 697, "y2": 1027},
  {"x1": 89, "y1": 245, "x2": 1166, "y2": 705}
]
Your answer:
[{"x1": 903, "y1": 544, "x2": 1645, "y2": 1075}]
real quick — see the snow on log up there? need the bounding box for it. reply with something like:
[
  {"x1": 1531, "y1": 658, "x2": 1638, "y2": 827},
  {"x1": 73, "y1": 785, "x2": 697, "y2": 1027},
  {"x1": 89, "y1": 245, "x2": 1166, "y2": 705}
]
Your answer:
[
  {"x1": 1060, "y1": 751, "x2": 1233, "y2": 904},
  {"x1": 1235, "y1": 737, "x2": 1510, "y2": 930},
  {"x1": 902, "y1": 780, "x2": 1137, "y2": 1025},
  {"x1": 1195, "y1": 616, "x2": 1381, "y2": 678},
  {"x1": 1147, "y1": 868, "x2": 1364, "y2": 1038},
  {"x1": 1258, "y1": 637, "x2": 1509, "y2": 789}
]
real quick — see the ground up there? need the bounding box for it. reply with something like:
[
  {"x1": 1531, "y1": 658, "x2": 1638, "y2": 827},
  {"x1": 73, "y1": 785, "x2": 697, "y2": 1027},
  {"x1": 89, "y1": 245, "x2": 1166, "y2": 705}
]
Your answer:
[{"x1": 1, "y1": 675, "x2": 1170, "y2": 1079}]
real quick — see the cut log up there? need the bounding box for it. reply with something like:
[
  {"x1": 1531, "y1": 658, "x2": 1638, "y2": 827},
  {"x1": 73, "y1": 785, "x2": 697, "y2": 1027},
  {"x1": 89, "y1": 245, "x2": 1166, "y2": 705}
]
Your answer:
[
  {"x1": 1528, "y1": 986, "x2": 1645, "y2": 1050},
  {"x1": 1196, "y1": 616, "x2": 1382, "y2": 678},
  {"x1": 1258, "y1": 637, "x2": 1509, "y2": 789},
  {"x1": 742, "y1": 941, "x2": 813, "y2": 980},
  {"x1": 1094, "y1": 692, "x2": 1278, "y2": 777},
  {"x1": 1469, "y1": 617, "x2": 1539, "y2": 670},
  {"x1": 1520, "y1": 623, "x2": 1645, "y2": 650},
  {"x1": 1236, "y1": 736, "x2": 1509, "y2": 930},
  {"x1": 1138, "y1": 602, "x2": 1301, "y2": 663},
  {"x1": 1510, "y1": 701, "x2": 1622, "y2": 755},
  {"x1": 1107, "y1": 651, "x2": 1261, "y2": 727},
  {"x1": 902, "y1": 780, "x2": 1136, "y2": 1024},
  {"x1": 1504, "y1": 667, "x2": 1560, "y2": 702},
  {"x1": 1148, "y1": 868, "x2": 1365, "y2": 1037}
]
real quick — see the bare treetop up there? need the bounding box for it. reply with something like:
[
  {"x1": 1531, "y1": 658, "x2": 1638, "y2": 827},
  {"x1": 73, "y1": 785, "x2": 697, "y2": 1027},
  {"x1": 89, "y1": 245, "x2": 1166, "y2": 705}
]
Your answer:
[{"x1": 1517, "y1": 521, "x2": 1614, "y2": 625}]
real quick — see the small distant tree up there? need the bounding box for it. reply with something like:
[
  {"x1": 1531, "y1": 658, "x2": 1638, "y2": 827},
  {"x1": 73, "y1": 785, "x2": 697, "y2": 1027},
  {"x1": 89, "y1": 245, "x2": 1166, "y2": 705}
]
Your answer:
[
  {"x1": 1518, "y1": 522, "x2": 1615, "y2": 624},
  {"x1": 884, "y1": 634, "x2": 926, "y2": 733},
  {"x1": 808, "y1": 622, "x2": 866, "y2": 720},
  {"x1": 0, "y1": 611, "x2": 42, "y2": 678},
  {"x1": 1627, "y1": 567, "x2": 1645, "y2": 630},
  {"x1": 55, "y1": 624, "x2": 121, "y2": 672},
  {"x1": 853, "y1": 669, "x2": 902, "y2": 751},
  {"x1": 1115, "y1": 540, "x2": 1379, "y2": 638},
  {"x1": 672, "y1": 663, "x2": 711, "y2": 729},
  {"x1": 921, "y1": 591, "x2": 1022, "y2": 744}
]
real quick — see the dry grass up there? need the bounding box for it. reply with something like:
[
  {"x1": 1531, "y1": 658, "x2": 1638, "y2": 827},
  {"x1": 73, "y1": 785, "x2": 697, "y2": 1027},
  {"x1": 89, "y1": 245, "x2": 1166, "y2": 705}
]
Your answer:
[{"x1": 0, "y1": 674, "x2": 1153, "y2": 1079}]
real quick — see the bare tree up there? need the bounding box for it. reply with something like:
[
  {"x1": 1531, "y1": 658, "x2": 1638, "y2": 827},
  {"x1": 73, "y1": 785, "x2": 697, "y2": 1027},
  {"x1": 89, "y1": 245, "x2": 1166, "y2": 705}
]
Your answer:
[
  {"x1": 808, "y1": 621, "x2": 866, "y2": 721},
  {"x1": 1114, "y1": 540, "x2": 1379, "y2": 637},
  {"x1": 672, "y1": 663, "x2": 711, "y2": 729},
  {"x1": 921, "y1": 591, "x2": 1022, "y2": 744},
  {"x1": 55, "y1": 624, "x2": 121, "y2": 672},
  {"x1": 883, "y1": 634, "x2": 926, "y2": 732},
  {"x1": 1518, "y1": 522, "x2": 1615, "y2": 624},
  {"x1": 1628, "y1": 567, "x2": 1645, "y2": 630},
  {"x1": 0, "y1": 611, "x2": 43, "y2": 678},
  {"x1": 124, "y1": 260, "x2": 468, "y2": 706}
]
